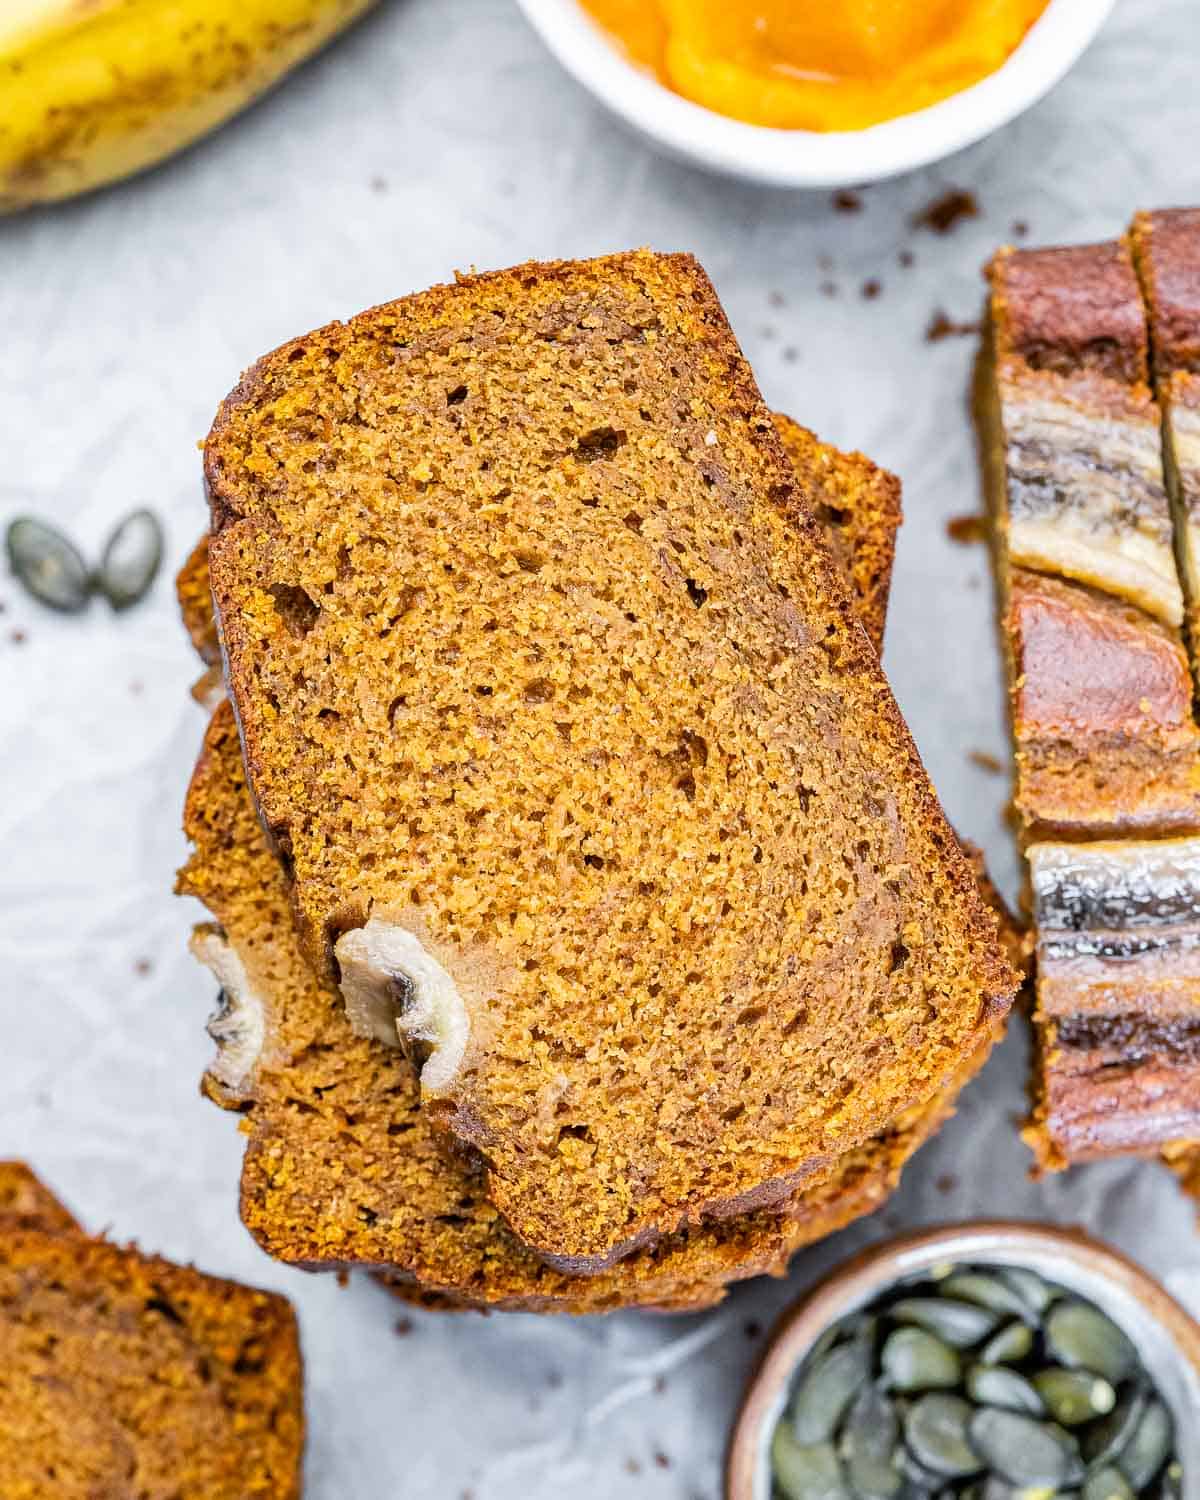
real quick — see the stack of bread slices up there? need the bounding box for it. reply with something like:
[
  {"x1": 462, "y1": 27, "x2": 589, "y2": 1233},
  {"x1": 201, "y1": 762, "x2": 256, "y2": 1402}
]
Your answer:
[{"x1": 177, "y1": 251, "x2": 1019, "y2": 1312}]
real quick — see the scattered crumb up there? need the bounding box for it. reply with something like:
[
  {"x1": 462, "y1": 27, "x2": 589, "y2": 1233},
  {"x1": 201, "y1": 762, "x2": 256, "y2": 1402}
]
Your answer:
[
  {"x1": 1012, "y1": 219, "x2": 1029, "y2": 239},
  {"x1": 782, "y1": 346, "x2": 799, "y2": 364},
  {"x1": 833, "y1": 189, "x2": 862, "y2": 213},
  {"x1": 654, "y1": 1452, "x2": 672, "y2": 1470},
  {"x1": 768, "y1": 289, "x2": 786, "y2": 308},
  {"x1": 10, "y1": 629, "x2": 27, "y2": 645},
  {"x1": 861, "y1": 279, "x2": 882, "y2": 300},
  {"x1": 394, "y1": 1317, "x2": 414, "y2": 1337},
  {"x1": 624, "y1": 1458, "x2": 642, "y2": 1476},
  {"x1": 898, "y1": 249, "x2": 915, "y2": 269},
  {"x1": 968, "y1": 749, "x2": 1004, "y2": 775},
  {"x1": 935, "y1": 1173, "x2": 959, "y2": 1195},
  {"x1": 820, "y1": 281, "x2": 838, "y2": 299},
  {"x1": 370, "y1": 175, "x2": 388, "y2": 193},
  {"x1": 653, "y1": 1374, "x2": 668, "y2": 1395},
  {"x1": 743, "y1": 1319, "x2": 762, "y2": 1340},
  {"x1": 913, "y1": 188, "x2": 979, "y2": 234},
  {"x1": 335, "y1": 1270, "x2": 350, "y2": 1288},
  {"x1": 817, "y1": 252, "x2": 834, "y2": 272},
  {"x1": 946, "y1": 513, "x2": 988, "y2": 544},
  {"x1": 133, "y1": 958, "x2": 153, "y2": 978},
  {"x1": 926, "y1": 309, "x2": 981, "y2": 342}
]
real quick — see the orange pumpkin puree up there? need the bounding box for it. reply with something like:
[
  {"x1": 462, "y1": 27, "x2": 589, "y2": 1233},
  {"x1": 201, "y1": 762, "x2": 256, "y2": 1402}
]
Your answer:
[{"x1": 578, "y1": 0, "x2": 1050, "y2": 131}]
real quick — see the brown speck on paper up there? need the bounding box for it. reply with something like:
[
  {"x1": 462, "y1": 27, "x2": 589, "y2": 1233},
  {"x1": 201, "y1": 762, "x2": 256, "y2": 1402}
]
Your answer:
[
  {"x1": 861, "y1": 279, "x2": 882, "y2": 300},
  {"x1": 968, "y1": 749, "x2": 1004, "y2": 775},
  {"x1": 10, "y1": 629, "x2": 27, "y2": 645},
  {"x1": 744, "y1": 1319, "x2": 762, "y2": 1340},
  {"x1": 833, "y1": 189, "x2": 862, "y2": 213},
  {"x1": 936, "y1": 1173, "x2": 960, "y2": 1195},
  {"x1": 946, "y1": 513, "x2": 988, "y2": 544},
  {"x1": 394, "y1": 1317, "x2": 414, "y2": 1337},
  {"x1": 782, "y1": 346, "x2": 799, "y2": 364},
  {"x1": 820, "y1": 280, "x2": 838, "y2": 299},
  {"x1": 913, "y1": 189, "x2": 979, "y2": 234},
  {"x1": 654, "y1": 1452, "x2": 672, "y2": 1470},
  {"x1": 898, "y1": 249, "x2": 915, "y2": 269},
  {"x1": 133, "y1": 957, "x2": 153, "y2": 978},
  {"x1": 768, "y1": 289, "x2": 786, "y2": 308},
  {"x1": 1012, "y1": 219, "x2": 1030, "y2": 238},
  {"x1": 926, "y1": 309, "x2": 981, "y2": 342}
]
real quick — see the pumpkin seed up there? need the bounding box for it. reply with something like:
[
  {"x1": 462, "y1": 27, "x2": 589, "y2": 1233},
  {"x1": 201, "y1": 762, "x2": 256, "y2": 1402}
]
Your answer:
[
  {"x1": 943, "y1": 1273, "x2": 1037, "y2": 1324},
  {"x1": 898, "y1": 1442, "x2": 948, "y2": 1494},
  {"x1": 1033, "y1": 1369, "x2": 1116, "y2": 1427},
  {"x1": 892, "y1": 1298, "x2": 1002, "y2": 1349},
  {"x1": 1083, "y1": 1467, "x2": 1135, "y2": 1500},
  {"x1": 1082, "y1": 1388, "x2": 1147, "y2": 1468},
  {"x1": 5, "y1": 516, "x2": 91, "y2": 613},
  {"x1": 980, "y1": 1322, "x2": 1035, "y2": 1367},
  {"x1": 772, "y1": 1429, "x2": 850, "y2": 1500},
  {"x1": 791, "y1": 1336, "x2": 873, "y2": 1442},
  {"x1": 967, "y1": 1410, "x2": 1082, "y2": 1488},
  {"x1": 904, "y1": 1394, "x2": 982, "y2": 1478},
  {"x1": 96, "y1": 508, "x2": 163, "y2": 610},
  {"x1": 1119, "y1": 1401, "x2": 1173, "y2": 1492},
  {"x1": 840, "y1": 1385, "x2": 902, "y2": 1500},
  {"x1": 881, "y1": 1328, "x2": 961, "y2": 1392},
  {"x1": 996, "y1": 1268, "x2": 1059, "y2": 1318},
  {"x1": 1045, "y1": 1303, "x2": 1136, "y2": 1385},
  {"x1": 965, "y1": 1364, "x2": 1044, "y2": 1415}
]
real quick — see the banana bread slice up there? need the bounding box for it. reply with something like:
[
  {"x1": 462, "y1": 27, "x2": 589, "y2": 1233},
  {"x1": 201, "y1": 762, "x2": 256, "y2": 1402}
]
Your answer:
[
  {"x1": 1132, "y1": 209, "x2": 1200, "y2": 685},
  {"x1": 181, "y1": 700, "x2": 999, "y2": 1311},
  {"x1": 0, "y1": 1161, "x2": 79, "y2": 1235},
  {"x1": 1022, "y1": 837, "x2": 1200, "y2": 1168},
  {"x1": 204, "y1": 250, "x2": 1015, "y2": 1269},
  {"x1": 980, "y1": 240, "x2": 1200, "y2": 839},
  {"x1": 0, "y1": 1222, "x2": 303, "y2": 1498}
]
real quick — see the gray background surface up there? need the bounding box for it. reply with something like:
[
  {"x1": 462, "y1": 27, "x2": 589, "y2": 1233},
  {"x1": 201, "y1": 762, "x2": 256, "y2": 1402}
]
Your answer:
[{"x1": 3, "y1": 1, "x2": 1200, "y2": 1494}]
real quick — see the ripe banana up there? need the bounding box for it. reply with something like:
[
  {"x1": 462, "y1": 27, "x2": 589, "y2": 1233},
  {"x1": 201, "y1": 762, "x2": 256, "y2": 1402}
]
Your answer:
[{"x1": 0, "y1": 0, "x2": 377, "y2": 213}]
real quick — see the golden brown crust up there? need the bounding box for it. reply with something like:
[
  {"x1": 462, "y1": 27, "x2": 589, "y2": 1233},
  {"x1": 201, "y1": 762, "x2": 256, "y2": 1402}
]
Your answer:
[
  {"x1": 0, "y1": 1227, "x2": 304, "y2": 1499},
  {"x1": 176, "y1": 535, "x2": 220, "y2": 668},
  {"x1": 203, "y1": 251, "x2": 1015, "y2": 1268},
  {"x1": 992, "y1": 241, "x2": 1149, "y2": 385},
  {"x1": 0, "y1": 1162, "x2": 79, "y2": 1236},
  {"x1": 1132, "y1": 209, "x2": 1200, "y2": 378},
  {"x1": 772, "y1": 414, "x2": 901, "y2": 655}
]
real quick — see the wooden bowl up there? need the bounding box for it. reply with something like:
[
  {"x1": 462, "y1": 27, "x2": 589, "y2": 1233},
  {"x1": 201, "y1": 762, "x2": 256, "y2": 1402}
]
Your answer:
[{"x1": 726, "y1": 1221, "x2": 1200, "y2": 1500}]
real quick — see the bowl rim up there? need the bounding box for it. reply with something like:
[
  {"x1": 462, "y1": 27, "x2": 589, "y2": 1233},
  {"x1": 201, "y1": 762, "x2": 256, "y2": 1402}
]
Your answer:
[
  {"x1": 516, "y1": 0, "x2": 1117, "y2": 187},
  {"x1": 725, "y1": 1220, "x2": 1200, "y2": 1500}
]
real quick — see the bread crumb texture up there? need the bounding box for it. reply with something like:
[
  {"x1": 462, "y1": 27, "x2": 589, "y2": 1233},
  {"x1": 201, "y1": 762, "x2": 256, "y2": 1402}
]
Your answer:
[
  {"x1": 179, "y1": 704, "x2": 996, "y2": 1311},
  {"x1": 204, "y1": 250, "x2": 1016, "y2": 1267},
  {"x1": 0, "y1": 1224, "x2": 303, "y2": 1498}
]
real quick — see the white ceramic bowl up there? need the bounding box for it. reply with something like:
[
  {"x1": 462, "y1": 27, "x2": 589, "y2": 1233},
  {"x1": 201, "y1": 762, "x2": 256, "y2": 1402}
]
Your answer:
[{"x1": 517, "y1": 0, "x2": 1116, "y2": 187}]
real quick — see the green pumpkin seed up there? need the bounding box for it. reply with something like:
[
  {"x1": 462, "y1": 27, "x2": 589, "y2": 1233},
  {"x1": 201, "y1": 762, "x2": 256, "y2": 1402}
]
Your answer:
[
  {"x1": 96, "y1": 508, "x2": 163, "y2": 610},
  {"x1": 1032, "y1": 1369, "x2": 1116, "y2": 1427},
  {"x1": 1082, "y1": 1387, "x2": 1147, "y2": 1468},
  {"x1": 772, "y1": 1429, "x2": 850, "y2": 1500},
  {"x1": 891, "y1": 1298, "x2": 1002, "y2": 1349},
  {"x1": 903, "y1": 1394, "x2": 982, "y2": 1478},
  {"x1": 967, "y1": 1410, "x2": 1082, "y2": 1488},
  {"x1": 840, "y1": 1385, "x2": 902, "y2": 1500},
  {"x1": 996, "y1": 1268, "x2": 1059, "y2": 1317},
  {"x1": 1083, "y1": 1467, "x2": 1135, "y2": 1500},
  {"x1": 898, "y1": 1443, "x2": 947, "y2": 1494},
  {"x1": 943, "y1": 1273, "x2": 1037, "y2": 1324},
  {"x1": 965, "y1": 1364, "x2": 1044, "y2": 1415},
  {"x1": 1159, "y1": 1460, "x2": 1184, "y2": 1500},
  {"x1": 5, "y1": 516, "x2": 91, "y2": 613},
  {"x1": 791, "y1": 1336, "x2": 872, "y2": 1442},
  {"x1": 980, "y1": 1321, "x2": 1036, "y2": 1367},
  {"x1": 1119, "y1": 1400, "x2": 1173, "y2": 1491},
  {"x1": 1045, "y1": 1302, "x2": 1136, "y2": 1385},
  {"x1": 881, "y1": 1328, "x2": 961, "y2": 1392}
]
